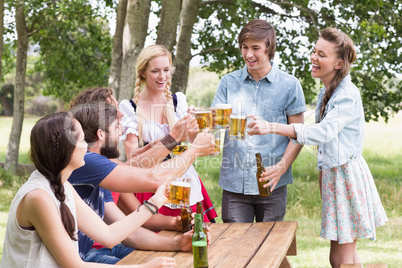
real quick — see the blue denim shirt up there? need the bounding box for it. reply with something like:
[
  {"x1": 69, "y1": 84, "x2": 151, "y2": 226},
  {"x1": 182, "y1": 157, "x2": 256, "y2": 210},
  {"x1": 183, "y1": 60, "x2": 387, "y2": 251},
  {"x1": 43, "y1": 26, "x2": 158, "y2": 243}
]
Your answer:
[
  {"x1": 292, "y1": 74, "x2": 365, "y2": 170},
  {"x1": 211, "y1": 64, "x2": 307, "y2": 195}
]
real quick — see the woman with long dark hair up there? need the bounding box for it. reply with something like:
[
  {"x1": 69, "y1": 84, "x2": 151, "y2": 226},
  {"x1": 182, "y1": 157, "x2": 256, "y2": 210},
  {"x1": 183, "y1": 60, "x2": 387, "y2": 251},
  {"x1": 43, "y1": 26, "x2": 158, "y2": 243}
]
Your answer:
[{"x1": 1, "y1": 112, "x2": 175, "y2": 267}]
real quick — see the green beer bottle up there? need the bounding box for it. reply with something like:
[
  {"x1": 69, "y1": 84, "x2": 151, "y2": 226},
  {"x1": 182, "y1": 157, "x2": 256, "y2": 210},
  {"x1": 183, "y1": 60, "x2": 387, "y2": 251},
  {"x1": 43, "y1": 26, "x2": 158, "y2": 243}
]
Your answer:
[
  {"x1": 256, "y1": 153, "x2": 272, "y2": 197},
  {"x1": 196, "y1": 201, "x2": 208, "y2": 235},
  {"x1": 192, "y1": 204, "x2": 209, "y2": 268}
]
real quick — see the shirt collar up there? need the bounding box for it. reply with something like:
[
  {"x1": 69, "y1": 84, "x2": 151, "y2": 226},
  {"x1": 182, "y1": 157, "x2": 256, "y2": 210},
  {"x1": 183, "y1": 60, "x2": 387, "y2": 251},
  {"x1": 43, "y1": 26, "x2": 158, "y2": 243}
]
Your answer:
[{"x1": 241, "y1": 62, "x2": 278, "y2": 82}]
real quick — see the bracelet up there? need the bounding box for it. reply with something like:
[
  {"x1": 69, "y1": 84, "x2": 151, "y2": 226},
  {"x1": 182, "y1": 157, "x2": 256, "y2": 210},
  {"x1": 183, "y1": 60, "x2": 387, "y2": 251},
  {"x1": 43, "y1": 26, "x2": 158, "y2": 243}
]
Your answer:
[
  {"x1": 136, "y1": 204, "x2": 143, "y2": 212},
  {"x1": 146, "y1": 199, "x2": 159, "y2": 212},
  {"x1": 160, "y1": 133, "x2": 179, "y2": 151},
  {"x1": 143, "y1": 200, "x2": 159, "y2": 215}
]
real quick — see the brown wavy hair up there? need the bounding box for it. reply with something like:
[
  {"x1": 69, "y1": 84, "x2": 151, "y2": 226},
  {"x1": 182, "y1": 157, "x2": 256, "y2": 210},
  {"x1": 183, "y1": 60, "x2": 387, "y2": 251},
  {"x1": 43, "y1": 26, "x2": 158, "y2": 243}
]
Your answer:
[
  {"x1": 319, "y1": 28, "x2": 357, "y2": 118},
  {"x1": 29, "y1": 112, "x2": 79, "y2": 240},
  {"x1": 238, "y1": 19, "x2": 276, "y2": 61},
  {"x1": 70, "y1": 101, "x2": 117, "y2": 146},
  {"x1": 69, "y1": 87, "x2": 115, "y2": 109}
]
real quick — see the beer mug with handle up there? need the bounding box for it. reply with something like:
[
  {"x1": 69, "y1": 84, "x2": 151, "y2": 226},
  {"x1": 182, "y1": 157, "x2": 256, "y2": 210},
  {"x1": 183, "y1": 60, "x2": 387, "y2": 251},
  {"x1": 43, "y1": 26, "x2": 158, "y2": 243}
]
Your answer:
[
  {"x1": 214, "y1": 103, "x2": 232, "y2": 129},
  {"x1": 194, "y1": 110, "x2": 213, "y2": 132},
  {"x1": 229, "y1": 113, "x2": 248, "y2": 140},
  {"x1": 167, "y1": 177, "x2": 191, "y2": 209}
]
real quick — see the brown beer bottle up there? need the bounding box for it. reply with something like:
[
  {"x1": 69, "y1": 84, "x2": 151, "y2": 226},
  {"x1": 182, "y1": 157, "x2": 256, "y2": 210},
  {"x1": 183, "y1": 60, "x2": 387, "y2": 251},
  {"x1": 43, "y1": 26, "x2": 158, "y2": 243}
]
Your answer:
[
  {"x1": 196, "y1": 201, "x2": 207, "y2": 235},
  {"x1": 180, "y1": 206, "x2": 192, "y2": 233},
  {"x1": 256, "y1": 153, "x2": 272, "y2": 197}
]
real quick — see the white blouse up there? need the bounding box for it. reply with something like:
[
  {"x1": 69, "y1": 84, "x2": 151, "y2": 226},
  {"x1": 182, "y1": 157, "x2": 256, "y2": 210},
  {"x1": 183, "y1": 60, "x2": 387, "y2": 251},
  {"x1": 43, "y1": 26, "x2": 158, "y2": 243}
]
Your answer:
[
  {"x1": 119, "y1": 92, "x2": 203, "y2": 205},
  {"x1": 1, "y1": 171, "x2": 78, "y2": 268}
]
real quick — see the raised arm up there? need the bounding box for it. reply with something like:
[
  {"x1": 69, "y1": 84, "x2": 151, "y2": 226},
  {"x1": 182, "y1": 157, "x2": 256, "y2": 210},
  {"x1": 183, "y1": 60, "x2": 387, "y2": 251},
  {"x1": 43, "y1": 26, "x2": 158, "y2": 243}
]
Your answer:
[
  {"x1": 73, "y1": 179, "x2": 178, "y2": 248},
  {"x1": 18, "y1": 186, "x2": 175, "y2": 268},
  {"x1": 103, "y1": 200, "x2": 193, "y2": 252},
  {"x1": 251, "y1": 113, "x2": 304, "y2": 191},
  {"x1": 116, "y1": 193, "x2": 180, "y2": 231},
  {"x1": 124, "y1": 114, "x2": 199, "y2": 168},
  {"x1": 99, "y1": 129, "x2": 215, "y2": 194},
  {"x1": 247, "y1": 114, "x2": 297, "y2": 139}
]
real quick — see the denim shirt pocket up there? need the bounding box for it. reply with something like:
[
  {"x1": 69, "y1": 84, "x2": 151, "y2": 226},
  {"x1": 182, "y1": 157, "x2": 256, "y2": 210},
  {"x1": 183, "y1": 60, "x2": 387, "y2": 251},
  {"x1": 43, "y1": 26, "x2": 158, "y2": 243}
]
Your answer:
[{"x1": 263, "y1": 106, "x2": 287, "y2": 124}]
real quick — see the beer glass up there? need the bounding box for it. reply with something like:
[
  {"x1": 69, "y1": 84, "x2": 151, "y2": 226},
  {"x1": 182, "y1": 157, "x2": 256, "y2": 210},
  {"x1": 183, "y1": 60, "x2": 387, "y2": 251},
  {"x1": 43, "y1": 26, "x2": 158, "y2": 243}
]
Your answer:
[
  {"x1": 214, "y1": 103, "x2": 232, "y2": 129},
  {"x1": 210, "y1": 129, "x2": 221, "y2": 156},
  {"x1": 229, "y1": 114, "x2": 247, "y2": 140},
  {"x1": 194, "y1": 110, "x2": 213, "y2": 132},
  {"x1": 168, "y1": 178, "x2": 191, "y2": 208},
  {"x1": 171, "y1": 142, "x2": 188, "y2": 157}
]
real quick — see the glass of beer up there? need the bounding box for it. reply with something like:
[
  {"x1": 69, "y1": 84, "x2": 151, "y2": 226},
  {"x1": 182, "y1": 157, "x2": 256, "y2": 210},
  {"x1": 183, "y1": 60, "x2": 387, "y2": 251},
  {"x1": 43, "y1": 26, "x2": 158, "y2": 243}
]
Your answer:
[
  {"x1": 168, "y1": 178, "x2": 191, "y2": 209},
  {"x1": 171, "y1": 142, "x2": 188, "y2": 157},
  {"x1": 214, "y1": 103, "x2": 232, "y2": 129},
  {"x1": 210, "y1": 129, "x2": 221, "y2": 156},
  {"x1": 194, "y1": 110, "x2": 213, "y2": 132},
  {"x1": 229, "y1": 114, "x2": 247, "y2": 140}
]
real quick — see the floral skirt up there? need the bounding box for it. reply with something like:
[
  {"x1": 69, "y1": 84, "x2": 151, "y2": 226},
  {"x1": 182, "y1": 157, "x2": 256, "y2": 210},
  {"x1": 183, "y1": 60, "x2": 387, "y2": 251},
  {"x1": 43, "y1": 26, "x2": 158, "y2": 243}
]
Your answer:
[{"x1": 320, "y1": 156, "x2": 388, "y2": 244}]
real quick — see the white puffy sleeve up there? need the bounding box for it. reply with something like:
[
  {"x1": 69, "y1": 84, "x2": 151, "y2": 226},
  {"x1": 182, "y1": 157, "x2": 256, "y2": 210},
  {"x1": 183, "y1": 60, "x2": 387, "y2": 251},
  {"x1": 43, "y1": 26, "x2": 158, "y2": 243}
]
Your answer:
[
  {"x1": 119, "y1": 99, "x2": 139, "y2": 141},
  {"x1": 175, "y1": 92, "x2": 189, "y2": 120}
]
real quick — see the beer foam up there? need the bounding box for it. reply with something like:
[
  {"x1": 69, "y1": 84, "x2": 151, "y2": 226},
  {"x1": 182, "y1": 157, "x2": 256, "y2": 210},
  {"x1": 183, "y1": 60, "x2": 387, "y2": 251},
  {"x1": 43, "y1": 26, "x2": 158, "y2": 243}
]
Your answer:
[
  {"x1": 216, "y1": 103, "x2": 232, "y2": 109},
  {"x1": 171, "y1": 181, "x2": 191, "y2": 187},
  {"x1": 230, "y1": 114, "x2": 246, "y2": 119}
]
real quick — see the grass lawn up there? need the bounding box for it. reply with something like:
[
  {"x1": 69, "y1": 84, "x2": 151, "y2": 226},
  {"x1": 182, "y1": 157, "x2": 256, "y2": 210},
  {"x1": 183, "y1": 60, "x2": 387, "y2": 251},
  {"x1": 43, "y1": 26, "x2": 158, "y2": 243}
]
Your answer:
[{"x1": 0, "y1": 112, "x2": 401, "y2": 266}]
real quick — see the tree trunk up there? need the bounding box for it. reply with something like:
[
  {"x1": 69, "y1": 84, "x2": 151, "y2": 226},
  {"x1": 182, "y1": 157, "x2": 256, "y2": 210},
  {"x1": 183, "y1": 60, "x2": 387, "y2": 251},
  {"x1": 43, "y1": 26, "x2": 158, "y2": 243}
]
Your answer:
[
  {"x1": 171, "y1": 0, "x2": 201, "y2": 94},
  {"x1": 108, "y1": 0, "x2": 127, "y2": 97},
  {"x1": 155, "y1": 0, "x2": 181, "y2": 52},
  {"x1": 5, "y1": 2, "x2": 29, "y2": 173},
  {"x1": 0, "y1": 0, "x2": 4, "y2": 80},
  {"x1": 118, "y1": 0, "x2": 151, "y2": 102}
]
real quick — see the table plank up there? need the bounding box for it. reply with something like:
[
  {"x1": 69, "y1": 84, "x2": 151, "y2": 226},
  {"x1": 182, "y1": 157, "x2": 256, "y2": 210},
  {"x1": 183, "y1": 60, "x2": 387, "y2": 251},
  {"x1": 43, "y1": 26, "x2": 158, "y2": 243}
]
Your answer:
[
  {"x1": 214, "y1": 222, "x2": 275, "y2": 268},
  {"x1": 208, "y1": 222, "x2": 231, "y2": 244},
  {"x1": 207, "y1": 223, "x2": 253, "y2": 267},
  {"x1": 247, "y1": 221, "x2": 297, "y2": 268},
  {"x1": 117, "y1": 221, "x2": 297, "y2": 268},
  {"x1": 173, "y1": 223, "x2": 235, "y2": 268},
  {"x1": 117, "y1": 250, "x2": 156, "y2": 265}
]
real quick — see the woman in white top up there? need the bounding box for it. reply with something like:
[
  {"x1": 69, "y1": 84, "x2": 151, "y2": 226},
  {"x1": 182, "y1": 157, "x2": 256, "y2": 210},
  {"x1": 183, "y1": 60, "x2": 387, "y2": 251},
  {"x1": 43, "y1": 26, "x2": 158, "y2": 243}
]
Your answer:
[
  {"x1": 119, "y1": 45, "x2": 217, "y2": 222},
  {"x1": 0, "y1": 112, "x2": 175, "y2": 268}
]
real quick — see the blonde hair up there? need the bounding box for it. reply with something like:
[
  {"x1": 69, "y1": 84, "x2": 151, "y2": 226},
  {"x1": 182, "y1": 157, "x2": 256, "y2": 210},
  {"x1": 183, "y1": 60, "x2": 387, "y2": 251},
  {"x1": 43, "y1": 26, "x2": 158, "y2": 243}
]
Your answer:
[
  {"x1": 133, "y1": 45, "x2": 175, "y2": 146},
  {"x1": 319, "y1": 28, "x2": 357, "y2": 119}
]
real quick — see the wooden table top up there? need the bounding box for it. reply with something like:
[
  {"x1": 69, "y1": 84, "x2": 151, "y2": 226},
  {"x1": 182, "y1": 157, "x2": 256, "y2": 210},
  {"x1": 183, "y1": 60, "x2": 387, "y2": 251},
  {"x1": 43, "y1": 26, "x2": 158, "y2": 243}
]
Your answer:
[{"x1": 117, "y1": 221, "x2": 297, "y2": 268}]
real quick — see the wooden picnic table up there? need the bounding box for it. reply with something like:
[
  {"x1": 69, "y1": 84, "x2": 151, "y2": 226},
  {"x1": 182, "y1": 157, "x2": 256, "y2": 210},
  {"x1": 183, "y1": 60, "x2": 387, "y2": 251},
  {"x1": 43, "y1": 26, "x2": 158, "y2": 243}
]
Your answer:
[{"x1": 117, "y1": 221, "x2": 297, "y2": 268}]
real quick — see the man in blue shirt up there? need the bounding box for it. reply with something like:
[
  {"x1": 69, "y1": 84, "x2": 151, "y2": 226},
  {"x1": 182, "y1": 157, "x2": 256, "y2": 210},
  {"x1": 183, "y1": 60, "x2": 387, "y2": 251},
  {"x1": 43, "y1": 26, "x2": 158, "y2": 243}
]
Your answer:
[
  {"x1": 211, "y1": 19, "x2": 307, "y2": 223},
  {"x1": 68, "y1": 97, "x2": 214, "y2": 264}
]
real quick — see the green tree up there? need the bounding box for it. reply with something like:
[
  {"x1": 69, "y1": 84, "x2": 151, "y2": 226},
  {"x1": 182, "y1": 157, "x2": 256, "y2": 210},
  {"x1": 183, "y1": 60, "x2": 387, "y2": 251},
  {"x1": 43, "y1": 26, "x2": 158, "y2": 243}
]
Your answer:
[
  {"x1": 195, "y1": 0, "x2": 401, "y2": 122},
  {"x1": 4, "y1": 0, "x2": 112, "y2": 172},
  {"x1": 31, "y1": 2, "x2": 112, "y2": 102},
  {"x1": 111, "y1": 0, "x2": 400, "y2": 122}
]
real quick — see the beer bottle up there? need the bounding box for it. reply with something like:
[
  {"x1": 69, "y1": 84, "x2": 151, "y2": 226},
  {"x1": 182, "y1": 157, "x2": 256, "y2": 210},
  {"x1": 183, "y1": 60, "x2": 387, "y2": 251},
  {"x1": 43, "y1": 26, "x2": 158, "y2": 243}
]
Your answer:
[
  {"x1": 192, "y1": 205, "x2": 209, "y2": 268},
  {"x1": 256, "y1": 153, "x2": 272, "y2": 197},
  {"x1": 196, "y1": 201, "x2": 207, "y2": 235},
  {"x1": 180, "y1": 206, "x2": 192, "y2": 233}
]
